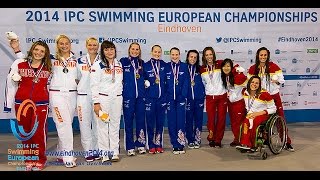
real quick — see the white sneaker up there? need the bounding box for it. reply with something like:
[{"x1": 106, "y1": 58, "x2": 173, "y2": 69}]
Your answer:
[
  {"x1": 127, "y1": 149, "x2": 136, "y2": 156},
  {"x1": 194, "y1": 142, "x2": 200, "y2": 149},
  {"x1": 236, "y1": 145, "x2": 251, "y2": 150},
  {"x1": 65, "y1": 161, "x2": 76, "y2": 168},
  {"x1": 102, "y1": 156, "x2": 110, "y2": 162},
  {"x1": 111, "y1": 154, "x2": 120, "y2": 162},
  {"x1": 138, "y1": 147, "x2": 146, "y2": 154}
]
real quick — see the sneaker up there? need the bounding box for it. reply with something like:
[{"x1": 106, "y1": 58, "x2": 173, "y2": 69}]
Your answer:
[
  {"x1": 188, "y1": 143, "x2": 195, "y2": 149},
  {"x1": 65, "y1": 161, "x2": 76, "y2": 168},
  {"x1": 236, "y1": 145, "x2": 251, "y2": 150},
  {"x1": 127, "y1": 149, "x2": 136, "y2": 156},
  {"x1": 209, "y1": 141, "x2": 215, "y2": 147},
  {"x1": 32, "y1": 163, "x2": 45, "y2": 171},
  {"x1": 111, "y1": 154, "x2": 120, "y2": 162},
  {"x1": 172, "y1": 148, "x2": 180, "y2": 155},
  {"x1": 102, "y1": 156, "x2": 110, "y2": 162},
  {"x1": 149, "y1": 148, "x2": 156, "y2": 154},
  {"x1": 85, "y1": 156, "x2": 95, "y2": 162},
  {"x1": 230, "y1": 141, "x2": 240, "y2": 147},
  {"x1": 138, "y1": 147, "x2": 146, "y2": 154},
  {"x1": 194, "y1": 142, "x2": 200, "y2": 149},
  {"x1": 93, "y1": 155, "x2": 101, "y2": 160},
  {"x1": 156, "y1": 147, "x2": 164, "y2": 153},
  {"x1": 178, "y1": 147, "x2": 185, "y2": 154},
  {"x1": 285, "y1": 143, "x2": 295, "y2": 152}
]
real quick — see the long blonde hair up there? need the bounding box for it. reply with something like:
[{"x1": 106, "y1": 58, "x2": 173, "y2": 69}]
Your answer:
[{"x1": 55, "y1": 34, "x2": 71, "y2": 62}]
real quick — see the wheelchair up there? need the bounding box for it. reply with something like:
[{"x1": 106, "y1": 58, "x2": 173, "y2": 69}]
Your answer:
[{"x1": 237, "y1": 114, "x2": 287, "y2": 160}]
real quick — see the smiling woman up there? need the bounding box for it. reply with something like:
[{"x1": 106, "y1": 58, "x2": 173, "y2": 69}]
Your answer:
[{"x1": 157, "y1": 24, "x2": 202, "y2": 33}]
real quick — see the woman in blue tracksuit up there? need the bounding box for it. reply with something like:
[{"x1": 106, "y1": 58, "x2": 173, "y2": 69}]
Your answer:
[
  {"x1": 143, "y1": 45, "x2": 167, "y2": 154},
  {"x1": 120, "y1": 42, "x2": 146, "y2": 156},
  {"x1": 165, "y1": 47, "x2": 190, "y2": 155},
  {"x1": 185, "y1": 50, "x2": 205, "y2": 149}
]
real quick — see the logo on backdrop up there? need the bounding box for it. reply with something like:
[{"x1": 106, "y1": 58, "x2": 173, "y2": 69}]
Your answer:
[
  {"x1": 10, "y1": 99, "x2": 39, "y2": 141},
  {"x1": 216, "y1": 37, "x2": 261, "y2": 43},
  {"x1": 99, "y1": 37, "x2": 147, "y2": 44}
]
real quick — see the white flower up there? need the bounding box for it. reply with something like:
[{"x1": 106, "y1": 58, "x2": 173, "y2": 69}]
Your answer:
[
  {"x1": 144, "y1": 80, "x2": 150, "y2": 88},
  {"x1": 11, "y1": 73, "x2": 22, "y2": 82},
  {"x1": 235, "y1": 66, "x2": 245, "y2": 73},
  {"x1": 6, "y1": 31, "x2": 19, "y2": 40}
]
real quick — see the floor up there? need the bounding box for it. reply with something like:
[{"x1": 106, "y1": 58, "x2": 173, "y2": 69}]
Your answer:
[{"x1": 0, "y1": 122, "x2": 319, "y2": 171}]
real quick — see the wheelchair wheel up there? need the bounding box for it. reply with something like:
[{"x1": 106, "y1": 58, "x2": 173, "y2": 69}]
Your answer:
[{"x1": 267, "y1": 114, "x2": 287, "y2": 154}]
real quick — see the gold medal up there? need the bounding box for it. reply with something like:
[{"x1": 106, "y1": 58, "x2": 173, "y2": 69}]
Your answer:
[
  {"x1": 136, "y1": 73, "x2": 140, "y2": 79},
  {"x1": 155, "y1": 78, "x2": 160, "y2": 84},
  {"x1": 33, "y1": 77, "x2": 39, "y2": 83},
  {"x1": 175, "y1": 79, "x2": 179, "y2": 85},
  {"x1": 191, "y1": 80, "x2": 195, "y2": 86}
]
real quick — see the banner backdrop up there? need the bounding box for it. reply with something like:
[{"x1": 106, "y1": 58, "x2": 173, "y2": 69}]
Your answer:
[{"x1": 0, "y1": 8, "x2": 319, "y2": 120}]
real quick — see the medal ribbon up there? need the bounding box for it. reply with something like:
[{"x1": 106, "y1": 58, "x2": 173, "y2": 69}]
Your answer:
[
  {"x1": 151, "y1": 59, "x2": 160, "y2": 81},
  {"x1": 189, "y1": 65, "x2": 195, "y2": 100},
  {"x1": 28, "y1": 61, "x2": 44, "y2": 82},
  {"x1": 171, "y1": 62, "x2": 180, "y2": 84}
]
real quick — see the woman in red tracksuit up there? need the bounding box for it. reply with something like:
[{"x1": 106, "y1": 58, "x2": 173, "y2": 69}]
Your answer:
[
  {"x1": 247, "y1": 47, "x2": 294, "y2": 152},
  {"x1": 221, "y1": 58, "x2": 247, "y2": 147},
  {"x1": 4, "y1": 41, "x2": 52, "y2": 171},
  {"x1": 200, "y1": 47, "x2": 227, "y2": 148},
  {"x1": 236, "y1": 75, "x2": 277, "y2": 150}
]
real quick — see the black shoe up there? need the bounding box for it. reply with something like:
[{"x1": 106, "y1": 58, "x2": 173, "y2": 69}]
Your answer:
[
  {"x1": 285, "y1": 143, "x2": 295, "y2": 152},
  {"x1": 230, "y1": 141, "x2": 240, "y2": 147},
  {"x1": 209, "y1": 141, "x2": 215, "y2": 147},
  {"x1": 215, "y1": 142, "x2": 222, "y2": 148}
]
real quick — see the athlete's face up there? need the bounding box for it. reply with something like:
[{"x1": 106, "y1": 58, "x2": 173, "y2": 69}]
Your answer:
[
  {"x1": 129, "y1": 44, "x2": 140, "y2": 58},
  {"x1": 170, "y1": 49, "x2": 180, "y2": 63},
  {"x1": 151, "y1": 46, "x2": 161, "y2": 60},
  {"x1": 103, "y1": 47, "x2": 116, "y2": 60},
  {"x1": 258, "y1": 50, "x2": 268, "y2": 63},
  {"x1": 86, "y1": 40, "x2": 99, "y2": 55},
  {"x1": 188, "y1": 52, "x2": 197, "y2": 65},
  {"x1": 32, "y1": 45, "x2": 46, "y2": 62},
  {"x1": 204, "y1": 50, "x2": 214, "y2": 64},
  {"x1": 57, "y1": 38, "x2": 71, "y2": 54},
  {"x1": 222, "y1": 62, "x2": 232, "y2": 75},
  {"x1": 250, "y1": 78, "x2": 260, "y2": 91}
]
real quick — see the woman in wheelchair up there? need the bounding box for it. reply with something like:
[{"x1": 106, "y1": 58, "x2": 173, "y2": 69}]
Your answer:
[{"x1": 236, "y1": 75, "x2": 277, "y2": 151}]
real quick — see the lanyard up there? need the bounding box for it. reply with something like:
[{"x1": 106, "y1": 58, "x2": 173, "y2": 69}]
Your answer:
[
  {"x1": 207, "y1": 64, "x2": 214, "y2": 80},
  {"x1": 129, "y1": 57, "x2": 141, "y2": 79},
  {"x1": 171, "y1": 62, "x2": 180, "y2": 85},
  {"x1": 151, "y1": 59, "x2": 160, "y2": 82},
  {"x1": 28, "y1": 61, "x2": 44, "y2": 83},
  {"x1": 247, "y1": 93, "x2": 256, "y2": 113}
]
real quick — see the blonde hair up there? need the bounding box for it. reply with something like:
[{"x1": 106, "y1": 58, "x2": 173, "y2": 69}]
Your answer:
[
  {"x1": 55, "y1": 34, "x2": 71, "y2": 62},
  {"x1": 128, "y1": 42, "x2": 141, "y2": 59},
  {"x1": 86, "y1": 37, "x2": 98, "y2": 46}
]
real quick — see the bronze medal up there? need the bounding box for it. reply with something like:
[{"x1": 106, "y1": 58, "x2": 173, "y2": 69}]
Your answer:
[
  {"x1": 155, "y1": 78, "x2": 160, "y2": 84},
  {"x1": 191, "y1": 80, "x2": 195, "y2": 86}
]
